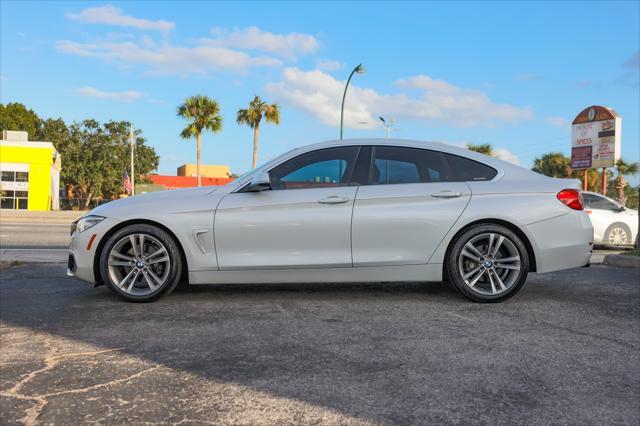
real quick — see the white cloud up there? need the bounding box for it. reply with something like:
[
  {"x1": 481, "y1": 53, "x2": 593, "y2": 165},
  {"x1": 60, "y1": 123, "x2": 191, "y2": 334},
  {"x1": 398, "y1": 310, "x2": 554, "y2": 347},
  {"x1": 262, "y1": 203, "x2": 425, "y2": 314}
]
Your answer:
[
  {"x1": 76, "y1": 86, "x2": 142, "y2": 102},
  {"x1": 395, "y1": 75, "x2": 459, "y2": 94},
  {"x1": 316, "y1": 59, "x2": 345, "y2": 71},
  {"x1": 56, "y1": 40, "x2": 282, "y2": 75},
  {"x1": 266, "y1": 68, "x2": 532, "y2": 129},
  {"x1": 66, "y1": 4, "x2": 175, "y2": 32},
  {"x1": 517, "y1": 73, "x2": 540, "y2": 81},
  {"x1": 207, "y1": 26, "x2": 318, "y2": 59},
  {"x1": 493, "y1": 148, "x2": 520, "y2": 165},
  {"x1": 545, "y1": 116, "x2": 569, "y2": 127}
]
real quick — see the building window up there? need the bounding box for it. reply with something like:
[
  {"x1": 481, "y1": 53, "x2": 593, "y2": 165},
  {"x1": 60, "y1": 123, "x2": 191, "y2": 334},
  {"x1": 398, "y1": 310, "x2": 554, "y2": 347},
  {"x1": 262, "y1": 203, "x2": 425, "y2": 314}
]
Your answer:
[{"x1": 1, "y1": 170, "x2": 29, "y2": 209}]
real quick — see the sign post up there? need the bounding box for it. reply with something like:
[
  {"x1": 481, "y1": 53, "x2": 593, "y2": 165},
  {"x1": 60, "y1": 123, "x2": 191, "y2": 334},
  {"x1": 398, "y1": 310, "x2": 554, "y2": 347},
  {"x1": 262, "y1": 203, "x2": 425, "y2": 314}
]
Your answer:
[{"x1": 571, "y1": 106, "x2": 621, "y2": 195}]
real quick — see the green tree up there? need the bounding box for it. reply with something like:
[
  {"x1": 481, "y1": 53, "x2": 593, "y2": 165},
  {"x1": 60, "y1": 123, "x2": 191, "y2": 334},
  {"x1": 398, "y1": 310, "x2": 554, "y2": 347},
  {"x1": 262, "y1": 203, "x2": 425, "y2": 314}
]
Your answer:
[
  {"x1": 612, "y1": 159, "x2": 639, "y2": 205},
  {"x1": 62, "y1": 120, "x2": 158, "y2": 207},
  {"x1": 0, "y1": 102, "x2": 41, "y2": 138},
  {"x1": 532, "y1": 152, "x2": 571, "y2": 178},
  {"x1": 37, "y1": 118, "x2": 69, "y2": 151},
  {"x1": 236, "y1": 96, "x2": 281, "y2": 168},
  {"x1": 466, "y1": 143, "x2": 493, "y2": 156},
  {"x1": 177, "y1": 95, "x2": 223, "y2": 187}
]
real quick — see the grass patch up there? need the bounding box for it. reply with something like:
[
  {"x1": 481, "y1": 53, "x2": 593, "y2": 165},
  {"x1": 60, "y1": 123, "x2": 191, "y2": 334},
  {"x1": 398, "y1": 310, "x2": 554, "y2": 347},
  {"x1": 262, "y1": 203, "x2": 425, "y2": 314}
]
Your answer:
[
  {"x1": 621, "y1": 248, "x2": 640, "y2": 257},
  {"x1": 0, "y1": 260, "x2": 22, "y2": 270}
]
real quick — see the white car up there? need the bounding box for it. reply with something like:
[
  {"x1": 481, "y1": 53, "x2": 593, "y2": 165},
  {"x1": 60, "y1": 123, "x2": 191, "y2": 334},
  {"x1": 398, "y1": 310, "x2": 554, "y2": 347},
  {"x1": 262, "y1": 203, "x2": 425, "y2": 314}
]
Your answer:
[
  {"x1": 582, "y1": 191, "x2": 638, "y2": 246},
  {"x1": 68, "y1": 139, "x2": 593, "y2": 303}
]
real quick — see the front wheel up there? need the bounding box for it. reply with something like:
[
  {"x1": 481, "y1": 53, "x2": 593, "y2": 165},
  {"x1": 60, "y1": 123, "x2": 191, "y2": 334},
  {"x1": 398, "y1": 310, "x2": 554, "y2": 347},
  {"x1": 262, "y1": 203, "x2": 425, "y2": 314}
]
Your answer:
[
  {"x1": 446, "y1": 224, "x2": 529, "y2": 303},
  {"x1": 99, "y1": 224, "x2": 183, "y2": 302}
]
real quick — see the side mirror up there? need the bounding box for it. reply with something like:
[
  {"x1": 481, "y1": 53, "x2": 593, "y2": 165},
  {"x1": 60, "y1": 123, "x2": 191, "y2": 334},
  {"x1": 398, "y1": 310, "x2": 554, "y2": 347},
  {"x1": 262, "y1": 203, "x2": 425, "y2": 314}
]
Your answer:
[{"x1": 245, "y1": 171, "x2": 271, "y2": 192}]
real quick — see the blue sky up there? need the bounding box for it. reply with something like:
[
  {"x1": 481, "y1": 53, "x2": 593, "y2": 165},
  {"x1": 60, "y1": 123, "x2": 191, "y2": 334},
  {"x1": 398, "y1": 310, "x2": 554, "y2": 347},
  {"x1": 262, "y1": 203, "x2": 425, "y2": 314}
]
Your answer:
[{"x1": 1, "y1": 1, "x2": 639, "y2": 182}]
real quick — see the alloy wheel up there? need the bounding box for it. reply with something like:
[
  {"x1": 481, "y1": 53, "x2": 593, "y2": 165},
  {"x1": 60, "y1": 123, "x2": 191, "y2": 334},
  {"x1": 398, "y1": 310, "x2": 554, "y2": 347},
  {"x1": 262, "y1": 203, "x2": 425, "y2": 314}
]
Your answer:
[
  {"x1": 607, "y1": 227, "x2": 628, "y2": 246},
  {"x1": 457, "y1": 232, "x2": 521, "y2": 296},
  {"x1": 107, "y1": 233, "x2": 171, "y2": 296}
]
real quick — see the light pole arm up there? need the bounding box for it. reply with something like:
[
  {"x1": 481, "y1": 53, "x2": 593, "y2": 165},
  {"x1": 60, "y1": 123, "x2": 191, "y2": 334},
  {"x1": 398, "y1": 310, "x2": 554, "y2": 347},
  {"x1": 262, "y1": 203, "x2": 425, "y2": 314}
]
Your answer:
[{"x1": 340, "y1": 66, "x2": 359, "y2": 140}]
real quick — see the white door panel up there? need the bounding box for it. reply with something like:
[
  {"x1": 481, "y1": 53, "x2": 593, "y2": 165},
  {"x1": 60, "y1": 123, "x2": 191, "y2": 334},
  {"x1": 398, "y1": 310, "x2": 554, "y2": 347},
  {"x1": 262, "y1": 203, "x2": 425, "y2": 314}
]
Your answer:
[
  {"x1": 215, "y1": 187, "x2": 357, "y2": 270},
  {"x1": 352, "y1": 182, "x2": 470, "y2": 266}
]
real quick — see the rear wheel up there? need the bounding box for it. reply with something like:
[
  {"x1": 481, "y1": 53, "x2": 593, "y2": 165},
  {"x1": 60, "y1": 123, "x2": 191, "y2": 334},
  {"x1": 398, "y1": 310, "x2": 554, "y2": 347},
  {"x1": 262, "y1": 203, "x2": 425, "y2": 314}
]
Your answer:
[
  {"x1": 99, "y1": 224, "x2": 183, "y2": 302},
  {"x1": 605, "y1": 223, "x2": 632, "y2": 246},
  {"x1": 447, "y1": 224, "x2": 529, "y2": 303}
]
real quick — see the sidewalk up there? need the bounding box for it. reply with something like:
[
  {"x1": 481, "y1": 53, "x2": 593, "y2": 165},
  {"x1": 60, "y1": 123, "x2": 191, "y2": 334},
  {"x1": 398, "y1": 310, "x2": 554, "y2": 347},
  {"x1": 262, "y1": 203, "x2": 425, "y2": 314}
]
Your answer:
[{"x1": 0, "y1": 210, "x2": 86, "y2": 223}]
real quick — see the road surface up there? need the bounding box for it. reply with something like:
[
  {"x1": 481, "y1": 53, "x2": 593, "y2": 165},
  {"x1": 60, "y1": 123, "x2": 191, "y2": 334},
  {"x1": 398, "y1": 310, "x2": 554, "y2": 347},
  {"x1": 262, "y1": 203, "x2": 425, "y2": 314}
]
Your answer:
[{"x1": 0, "y1": 262, "x2": 638, "y2": 424}]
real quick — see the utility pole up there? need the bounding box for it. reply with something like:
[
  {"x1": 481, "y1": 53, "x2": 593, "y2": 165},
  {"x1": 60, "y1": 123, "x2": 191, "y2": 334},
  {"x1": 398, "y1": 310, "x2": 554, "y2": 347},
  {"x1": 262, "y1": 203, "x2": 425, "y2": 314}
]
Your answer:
[{"x1": 130, "y1": 126, "x2": 135, "y2": 196}]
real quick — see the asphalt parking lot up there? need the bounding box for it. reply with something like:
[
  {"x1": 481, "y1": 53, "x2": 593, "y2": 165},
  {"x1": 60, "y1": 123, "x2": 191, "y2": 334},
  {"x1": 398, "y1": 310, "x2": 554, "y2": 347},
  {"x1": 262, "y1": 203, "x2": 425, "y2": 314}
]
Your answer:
[{"x1": 1, "y1": 263, "x2": 638, "y2": 425}]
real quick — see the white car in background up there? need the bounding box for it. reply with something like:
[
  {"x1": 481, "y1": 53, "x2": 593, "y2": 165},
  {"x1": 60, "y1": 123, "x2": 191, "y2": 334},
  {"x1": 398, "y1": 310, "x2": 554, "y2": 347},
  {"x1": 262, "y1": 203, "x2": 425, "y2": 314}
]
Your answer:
[
  {"x1": 67, "y1": 139, "x2": 593, "y2": 303},
  {"x1": 582, "y1": 191, "x2": 638, "y2": 246}
]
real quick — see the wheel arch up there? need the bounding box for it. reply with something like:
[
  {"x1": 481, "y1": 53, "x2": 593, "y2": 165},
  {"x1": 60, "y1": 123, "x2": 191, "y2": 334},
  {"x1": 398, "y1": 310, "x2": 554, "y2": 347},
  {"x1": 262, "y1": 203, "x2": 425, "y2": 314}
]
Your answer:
[
  {"x1": 442, "y1": 218, "x2": 537, "y2": 281},
  {"x1": 93, "y1": 218, "x2": 190, "y2": 286}
]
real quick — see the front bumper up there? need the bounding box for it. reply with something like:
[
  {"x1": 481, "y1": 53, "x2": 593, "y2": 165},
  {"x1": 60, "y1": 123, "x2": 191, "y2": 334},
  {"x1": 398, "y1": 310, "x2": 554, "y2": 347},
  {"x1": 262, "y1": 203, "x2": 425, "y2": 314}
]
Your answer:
[{"x1": 67, "y1": 217, "x2": 119, "y2": 284}]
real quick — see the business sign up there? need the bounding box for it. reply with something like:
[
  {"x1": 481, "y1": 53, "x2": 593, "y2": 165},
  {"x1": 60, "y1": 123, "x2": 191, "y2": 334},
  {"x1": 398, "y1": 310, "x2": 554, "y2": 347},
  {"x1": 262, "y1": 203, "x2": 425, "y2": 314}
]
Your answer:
[
  {"x1": 1, "y1": 181, "x2": 29, "y2": 191},
  {"x1": 571, "y1": 106, "x2": 621, "y2": 169}
]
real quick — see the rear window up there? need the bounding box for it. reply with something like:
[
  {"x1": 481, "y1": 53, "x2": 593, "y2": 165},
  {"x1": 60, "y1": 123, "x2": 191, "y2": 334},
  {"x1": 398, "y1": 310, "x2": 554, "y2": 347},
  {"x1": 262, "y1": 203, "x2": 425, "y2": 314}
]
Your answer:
[{"x1": 441, "y1": 153, "x2": 497, "y2": 181}]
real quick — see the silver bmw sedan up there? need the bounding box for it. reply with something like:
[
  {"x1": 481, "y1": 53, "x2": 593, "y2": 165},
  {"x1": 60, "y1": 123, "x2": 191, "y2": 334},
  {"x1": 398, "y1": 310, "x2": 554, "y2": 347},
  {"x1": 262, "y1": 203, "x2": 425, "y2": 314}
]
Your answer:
[{"x1": 68, "y1": 139, "x2": 593, "y2": 303}]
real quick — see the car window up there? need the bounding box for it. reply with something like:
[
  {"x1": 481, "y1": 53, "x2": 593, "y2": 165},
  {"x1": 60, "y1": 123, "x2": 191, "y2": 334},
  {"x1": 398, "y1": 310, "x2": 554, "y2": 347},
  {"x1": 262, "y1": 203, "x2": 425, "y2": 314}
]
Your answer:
[
  {"x1": 585, "y1": 194, "x2": 620, "y2": 211},
  {"x1": 369, "y1": 146, "x2": 449, "y2": 184},
  {"x1": 269, "y1": 146, "x2": 359, "y2": 190},
  {"x1": 441, "y1": 153, "x2": 498, "y2": 181}
]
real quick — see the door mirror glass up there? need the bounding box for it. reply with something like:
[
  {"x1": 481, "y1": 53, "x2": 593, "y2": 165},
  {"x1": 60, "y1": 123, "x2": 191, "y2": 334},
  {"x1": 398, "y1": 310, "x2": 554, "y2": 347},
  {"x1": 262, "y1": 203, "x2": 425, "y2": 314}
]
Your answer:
[{"x1": 245, "y1": 171, "x2": 271, "y2": 192}]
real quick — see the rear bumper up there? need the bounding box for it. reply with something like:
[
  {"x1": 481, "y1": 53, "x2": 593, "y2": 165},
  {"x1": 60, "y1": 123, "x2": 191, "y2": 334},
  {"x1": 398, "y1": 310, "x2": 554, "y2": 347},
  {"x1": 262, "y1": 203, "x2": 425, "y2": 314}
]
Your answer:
[{"x1": 524, "y1": 211, "x2": 593, "y2": 274}]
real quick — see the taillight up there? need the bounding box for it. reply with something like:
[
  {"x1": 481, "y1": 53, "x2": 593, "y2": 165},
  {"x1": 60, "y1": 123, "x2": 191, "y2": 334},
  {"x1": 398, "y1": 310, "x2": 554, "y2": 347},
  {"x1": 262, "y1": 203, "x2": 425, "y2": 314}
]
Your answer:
[{"x1": 557, "y1": 189, "x2": 584, "y2": 211}]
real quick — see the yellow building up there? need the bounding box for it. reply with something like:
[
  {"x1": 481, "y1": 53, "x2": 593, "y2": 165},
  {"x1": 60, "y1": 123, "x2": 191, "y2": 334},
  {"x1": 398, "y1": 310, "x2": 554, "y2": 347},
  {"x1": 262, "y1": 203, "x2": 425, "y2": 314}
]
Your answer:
[
  {"x1": 0, "y1": 131, "x2": 61, "y2": 211},
  {"x1": 177, "y1": 163, "x2": 230, "y2": 178}
]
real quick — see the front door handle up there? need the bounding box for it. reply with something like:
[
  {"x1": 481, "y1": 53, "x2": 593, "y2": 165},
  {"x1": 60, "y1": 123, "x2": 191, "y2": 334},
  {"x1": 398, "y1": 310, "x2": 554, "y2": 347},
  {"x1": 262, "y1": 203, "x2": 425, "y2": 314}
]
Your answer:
[
  {"x1": 431, "y1": 190, "x2": 462, "y2": 199},
  {"x1": 318, "y1": 196, "x2": 350, "y2": 205}
]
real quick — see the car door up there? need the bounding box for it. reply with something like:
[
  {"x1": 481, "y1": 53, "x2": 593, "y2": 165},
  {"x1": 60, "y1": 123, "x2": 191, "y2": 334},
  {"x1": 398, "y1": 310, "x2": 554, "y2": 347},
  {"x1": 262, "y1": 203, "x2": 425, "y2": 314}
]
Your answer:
[
  {"x1": 214, "y1": 146, "x2": 361, "y2": 270},
  {"x1": 351, "y1": 146, "x2": 496, "y2": 267}
]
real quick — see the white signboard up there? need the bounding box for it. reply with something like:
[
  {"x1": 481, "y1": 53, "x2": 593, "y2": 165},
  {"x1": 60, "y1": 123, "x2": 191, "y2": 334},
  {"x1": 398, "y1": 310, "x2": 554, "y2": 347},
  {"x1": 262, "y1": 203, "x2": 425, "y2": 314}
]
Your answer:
[{"x1": 571, "y1": 106, "x2": 621, "y2": 169}]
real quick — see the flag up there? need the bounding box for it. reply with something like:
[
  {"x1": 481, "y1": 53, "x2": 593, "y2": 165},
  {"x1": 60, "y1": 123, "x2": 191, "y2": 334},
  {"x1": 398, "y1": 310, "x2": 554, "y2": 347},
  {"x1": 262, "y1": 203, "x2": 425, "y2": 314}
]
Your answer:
[{"x1": 123, "y1": 170, "x2": 132, "y2": 195}]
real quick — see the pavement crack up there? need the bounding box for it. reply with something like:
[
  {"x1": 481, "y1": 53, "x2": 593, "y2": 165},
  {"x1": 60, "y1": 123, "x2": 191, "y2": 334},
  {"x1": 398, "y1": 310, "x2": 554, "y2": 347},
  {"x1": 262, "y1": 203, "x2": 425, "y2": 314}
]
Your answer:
[{"x1": 0, "y1": 346, "x2": 132, "y2": 425}]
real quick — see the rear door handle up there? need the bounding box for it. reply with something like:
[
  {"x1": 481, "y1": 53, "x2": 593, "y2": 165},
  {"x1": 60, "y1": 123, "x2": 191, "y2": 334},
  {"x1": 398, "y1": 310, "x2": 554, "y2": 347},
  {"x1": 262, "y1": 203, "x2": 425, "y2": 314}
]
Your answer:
[
  {"x1": 431, "y1": 190, "x2": 462, "y2": 199},
  {"x1": 318, "y1": 196, "x2": 350, "y2": 205}
]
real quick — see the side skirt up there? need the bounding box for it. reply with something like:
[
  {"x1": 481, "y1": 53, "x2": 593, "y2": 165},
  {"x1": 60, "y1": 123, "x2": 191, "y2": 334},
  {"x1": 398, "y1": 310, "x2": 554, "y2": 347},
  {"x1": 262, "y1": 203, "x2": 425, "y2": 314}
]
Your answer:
[{"x1": 189, "y1": 263, "x2": 442, "y2": 285}]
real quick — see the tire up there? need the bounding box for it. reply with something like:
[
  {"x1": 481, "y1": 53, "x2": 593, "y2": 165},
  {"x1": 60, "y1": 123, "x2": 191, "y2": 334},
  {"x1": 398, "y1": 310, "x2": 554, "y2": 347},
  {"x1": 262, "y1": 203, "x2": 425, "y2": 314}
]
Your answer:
[
  {"x1": 446, "y1": 224, "x2": 529, "y2": 303},
  {"x1": 99, "y1": 224, "x2": 183, "y2": 302},
  {"x1": 604, "y1": 223, "x2": 632, "y2": 247}
]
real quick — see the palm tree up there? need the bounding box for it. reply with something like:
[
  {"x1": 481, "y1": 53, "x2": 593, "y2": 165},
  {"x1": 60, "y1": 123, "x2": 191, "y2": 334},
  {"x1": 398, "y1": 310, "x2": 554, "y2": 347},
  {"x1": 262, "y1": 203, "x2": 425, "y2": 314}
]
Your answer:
[
  {"x1": 613, "y1": 159, "x2": 639, "y2": 204},
  {"x1": 236, "y1": 96, "x2": 280, "y2": 168},
  {"x1": 466, "y1": 143, "x2": 493, "y2": 156},
  {"x1": 177, "y1": 96, "x2": 222, "y2": 187}
]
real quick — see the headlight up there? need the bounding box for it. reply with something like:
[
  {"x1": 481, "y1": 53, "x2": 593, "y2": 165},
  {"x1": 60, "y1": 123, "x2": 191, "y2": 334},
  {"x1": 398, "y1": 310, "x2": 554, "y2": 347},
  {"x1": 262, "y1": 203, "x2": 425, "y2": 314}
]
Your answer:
[{"x1": 72, "y1": 215, "x2": 105, "y2": 235}]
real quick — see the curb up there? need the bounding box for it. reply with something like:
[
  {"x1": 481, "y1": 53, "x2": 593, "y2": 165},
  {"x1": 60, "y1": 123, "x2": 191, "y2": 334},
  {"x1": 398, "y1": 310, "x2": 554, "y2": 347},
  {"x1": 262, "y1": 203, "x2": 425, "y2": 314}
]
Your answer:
[{"x1": 604, "y1": 254, "x2": 640, "y2": 269}]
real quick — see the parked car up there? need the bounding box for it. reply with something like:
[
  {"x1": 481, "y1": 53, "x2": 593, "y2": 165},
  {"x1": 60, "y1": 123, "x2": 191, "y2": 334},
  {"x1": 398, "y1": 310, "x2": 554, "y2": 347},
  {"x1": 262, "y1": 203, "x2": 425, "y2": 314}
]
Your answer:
[
  {"x1": 68, "y1": 139, "x2": 593, "y2": 303},
  {"x1": 582, "y1": 191, "x2": 638, "y2": 246}
]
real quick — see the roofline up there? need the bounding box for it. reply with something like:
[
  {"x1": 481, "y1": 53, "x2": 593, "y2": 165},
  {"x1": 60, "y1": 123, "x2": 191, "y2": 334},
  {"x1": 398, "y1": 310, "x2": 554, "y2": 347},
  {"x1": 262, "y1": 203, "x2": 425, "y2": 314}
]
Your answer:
[{"x1": 0, "y1": 140, "x2": 58, "y2": 152}]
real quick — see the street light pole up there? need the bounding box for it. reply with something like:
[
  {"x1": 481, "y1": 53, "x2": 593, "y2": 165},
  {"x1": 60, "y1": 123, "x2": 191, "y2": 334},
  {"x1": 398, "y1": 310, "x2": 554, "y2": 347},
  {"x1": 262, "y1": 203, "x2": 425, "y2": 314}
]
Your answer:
[
  {"x1": 379, "y1": 116, "x2": 396, "y2": 139},
  {"x1": 340, "y1": 63, "x2": 366, "y2": 140},
  {"x1": 130, "y1": 126, "x2": 135, "y2": 196}
]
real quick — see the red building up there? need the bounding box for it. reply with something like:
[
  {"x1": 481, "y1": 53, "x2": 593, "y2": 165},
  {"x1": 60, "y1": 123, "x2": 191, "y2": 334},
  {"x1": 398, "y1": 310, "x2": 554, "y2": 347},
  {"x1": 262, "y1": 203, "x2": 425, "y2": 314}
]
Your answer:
[{"x1": 146, "y1": 175, "x2": 234, "y2": 190}]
